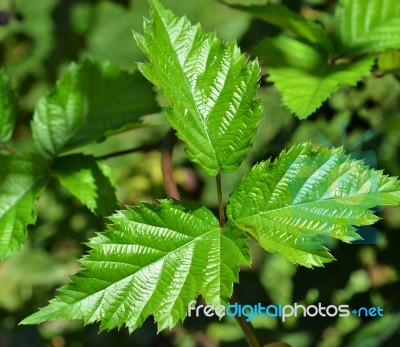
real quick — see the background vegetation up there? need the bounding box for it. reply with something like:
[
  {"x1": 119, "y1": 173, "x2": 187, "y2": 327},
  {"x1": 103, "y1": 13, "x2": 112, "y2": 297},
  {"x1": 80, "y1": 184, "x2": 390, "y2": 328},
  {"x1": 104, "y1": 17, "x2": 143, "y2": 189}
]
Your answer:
[{"x1": 0, "y1": 0, "x2": 399, "y2": 346}]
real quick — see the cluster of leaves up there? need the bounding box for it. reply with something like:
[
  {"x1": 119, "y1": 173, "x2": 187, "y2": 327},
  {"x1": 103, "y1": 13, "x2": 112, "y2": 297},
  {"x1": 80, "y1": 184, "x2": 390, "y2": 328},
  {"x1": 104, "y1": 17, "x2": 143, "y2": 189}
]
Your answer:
[
  {"x1": 226, "y1": 0, "x2": 400, "y2": 118},
  {"x1": 0, "y1": 0, "x2": 394, "y2": 336},
  {"x1": 0, "y1": 61, "x2": 160, "y2": 259}
]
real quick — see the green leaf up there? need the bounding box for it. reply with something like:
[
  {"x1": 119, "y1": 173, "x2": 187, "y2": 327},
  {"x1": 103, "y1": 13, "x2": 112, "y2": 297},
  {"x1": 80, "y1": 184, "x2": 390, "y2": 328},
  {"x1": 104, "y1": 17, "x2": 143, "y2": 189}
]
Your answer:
[
  {"x1": 334, "y1": 0, "x2": 400, "y2": 56},
  {"x1": 256, "y1": 35, "x2": 373, "y2": 119},
  {"x1": 225, "y1": 2, "x2": 333, "y2": 53},
  {"x1": 378, "y1": 49, "x2": 400, "y2": 75},
  {"x1": 227, "y1": 143, "x2": 400, "y2": 267},
  {"x1": 134, "y1": 0, "x2": 262, "y2": 176},
  {"x1": 0, "y1": 70, "x2": 18, "y2": 143},
  {"x1": 53, "y1": 154, "x2": 117, "y2": 216},
  {"x1": 32, "y1": 59, "x2": 160, "y2": 159},
  {"x1": 0, "y1": 153, "x2": 48, "y2": 260},
  {"x1": 21, "y1": 200, "x2": 250, "y2": 331}
]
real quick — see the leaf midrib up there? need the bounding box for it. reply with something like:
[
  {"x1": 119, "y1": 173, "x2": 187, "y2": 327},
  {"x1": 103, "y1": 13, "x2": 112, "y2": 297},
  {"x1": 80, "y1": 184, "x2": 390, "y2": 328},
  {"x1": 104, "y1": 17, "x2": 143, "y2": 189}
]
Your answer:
[
  {"x1": 0, "y1": 171, "x2": 45, "y2": 219},
  {"x1": 237, "y1": 189, "x2": 396, "y2": 225},
  {"x1": 0, "y1": 162, "x2": 46, "y2": 252},
  {"x1": 62, "y1": 225, "x2": 222, "y2": 315},
  {"x1": 154, "y1": 7, "x2": 218, "y2": 169}
]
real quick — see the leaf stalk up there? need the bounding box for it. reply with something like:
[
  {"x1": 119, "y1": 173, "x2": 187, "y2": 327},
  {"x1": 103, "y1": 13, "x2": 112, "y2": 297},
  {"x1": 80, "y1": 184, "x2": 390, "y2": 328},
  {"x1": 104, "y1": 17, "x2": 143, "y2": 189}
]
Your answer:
[
  {"x1": 98, "y1": 141, "x2": 161, "y2": 160},
  {"x1": 216, "y1": 171, "x2": 226, "y2": 227},
  {"x1": 161, "y1": 129, "x2": 180, "y2": 200},
  {"x1": 215, "y1": 173, "x2": 262, "y2": 347},
  {"x1": 229, "y1": 293, "x2": 262, "y2": 347}
]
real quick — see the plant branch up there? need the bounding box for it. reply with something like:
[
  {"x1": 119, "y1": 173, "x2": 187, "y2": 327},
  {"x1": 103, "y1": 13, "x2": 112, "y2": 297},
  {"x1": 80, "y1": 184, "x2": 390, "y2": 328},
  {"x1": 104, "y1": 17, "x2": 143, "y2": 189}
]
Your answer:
[
  {"x1": 229, "y1": 293, "x2": 262, "y2": 347},
  {"x1": 216, "y1": 171, "x2": 226, "y2": 227},
  {"x1": 215, "y1": 173, "x2": 262, "y2": 347},
  {"x1": 1, "y1": 145, "x2": 17, "y2": 155},
  {"x1": 161, "y1": 129, "x2": 180, "y2": 200},
  {"x1": 98, "y1": 141, "x2": 161, "y2": 160}
]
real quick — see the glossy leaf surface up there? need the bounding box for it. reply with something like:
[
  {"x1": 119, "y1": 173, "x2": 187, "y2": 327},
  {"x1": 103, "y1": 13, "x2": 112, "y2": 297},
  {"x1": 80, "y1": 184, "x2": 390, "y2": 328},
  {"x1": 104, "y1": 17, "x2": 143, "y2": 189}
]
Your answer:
[
  {"x1": 22, "y1": 200, "x2": 250, "y2": 331},
  {"x1": 227, "y1": 143, "x2": 400, "y2": 267},
  {"x1": 134, "y1": 0, "x2": 262, "y2": 175}
]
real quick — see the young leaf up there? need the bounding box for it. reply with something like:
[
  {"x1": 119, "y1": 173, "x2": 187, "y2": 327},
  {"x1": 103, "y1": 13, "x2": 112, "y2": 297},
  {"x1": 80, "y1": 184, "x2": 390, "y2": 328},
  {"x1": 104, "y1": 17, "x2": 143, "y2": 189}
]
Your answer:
[
  {"x1": 0, "y1": 153, "x2": 48, "y2": 260},
  {"x1": 334, "y1": 0, "x2": 400, "y2": 56},
  {"x1": 227, "y1": 143, "x2": 400, "y2": 267},
  {"x1": 0, "y1": 70, "x2": 17, "y2": 143},
  {"x1": 256, "y1": 35, "x2": 373, "y2": 119},
  {"x1": 53, "y1": 154, "x2": 117, "y2": 216},
  {"x1": 378, "y1": 49, "x2": 400, "y2": 75},
  {"x1": 32, "y1": 60, "x2": 160, "y2": 159},
  {"x1": 224, "y1": 2, "x2": 333, "y2": 53},
  {"x1": 21, "y1": 200, "x2": 250, "y2": 331},
  {"x1": 134, "y1": 0, "x2": 262, "y2": 176}
]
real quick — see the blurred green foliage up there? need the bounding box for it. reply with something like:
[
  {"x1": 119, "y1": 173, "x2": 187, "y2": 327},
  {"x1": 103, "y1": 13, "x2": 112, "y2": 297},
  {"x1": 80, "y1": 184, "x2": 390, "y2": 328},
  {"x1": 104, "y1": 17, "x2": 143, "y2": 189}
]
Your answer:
[{"x1": 0, "y1": 0, "x2": 399, "y2": 346}]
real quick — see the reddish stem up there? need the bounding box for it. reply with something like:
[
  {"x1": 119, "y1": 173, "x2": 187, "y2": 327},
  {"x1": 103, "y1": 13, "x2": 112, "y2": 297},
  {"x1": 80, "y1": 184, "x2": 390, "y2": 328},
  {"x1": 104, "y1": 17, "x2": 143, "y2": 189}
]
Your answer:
[{"x1": 161, "y1": 129, "x2": 180, "y2": 200}]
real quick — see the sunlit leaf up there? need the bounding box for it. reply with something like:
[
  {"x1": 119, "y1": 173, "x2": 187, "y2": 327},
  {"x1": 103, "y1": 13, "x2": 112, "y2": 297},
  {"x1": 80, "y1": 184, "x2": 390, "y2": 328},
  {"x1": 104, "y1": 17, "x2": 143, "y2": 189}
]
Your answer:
[
  {"x1": 21, "y1": 200, "x2": 250, "y2": 331},
  {"x1": 227, "y1": 143, "x2": 400, "y2": 267},
  {"x1": 256, "y1": 35, "x2": 373, "y2": 118},
  {"x1": 134, "y1": 0, "x2": 262, "y2": 176},
  {"x1": 334, "y1": 0, "x2": 400, "y2": 55}
]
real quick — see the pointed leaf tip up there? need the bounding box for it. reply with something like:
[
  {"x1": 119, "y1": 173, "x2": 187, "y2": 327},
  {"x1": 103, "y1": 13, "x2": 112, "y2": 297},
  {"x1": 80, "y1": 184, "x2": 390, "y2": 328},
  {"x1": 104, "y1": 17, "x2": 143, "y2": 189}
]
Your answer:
[
  {"x1": 228, "y1": 143, "x2": 400, "y2": 267},
  {"x1": 53, "y1": 154, "x2": 117, "y2": 216},
  {"x1": 135, "y1": 0, "x2": 262, "y2": 175},
  {"x1": 22, "y1": 200, "x2": 250, "y2": 331}
]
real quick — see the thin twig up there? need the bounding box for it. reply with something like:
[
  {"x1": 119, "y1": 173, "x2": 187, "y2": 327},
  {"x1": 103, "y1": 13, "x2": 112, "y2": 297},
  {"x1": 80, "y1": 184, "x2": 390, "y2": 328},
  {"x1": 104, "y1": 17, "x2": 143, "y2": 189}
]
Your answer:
[
  {"x1": 229, "y1": 293, "x2": 262, "y2": 347},
  {"x1": 216, "y1": 171, "x2": 226, "y2": 227},
  {"x1": 1, "y1": 145, "x2": 17, "y2": 154},
  {"x1": 161, "y1": 129, "x2": 180, "y2": 200},
  {"x1": 215, "y1": 173, "x2": 262, "y2": 347},
  {"x1": 98, "y1": 141, "x2": 161, "y2": 160}
]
